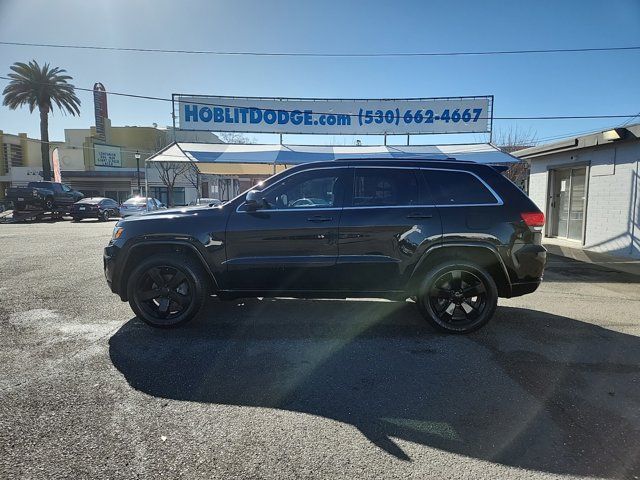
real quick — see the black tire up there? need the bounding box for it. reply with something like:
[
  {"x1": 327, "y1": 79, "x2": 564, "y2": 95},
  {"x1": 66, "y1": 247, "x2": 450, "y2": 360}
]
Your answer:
[
  {"x1": 127, "y1": 254, "x2": 209, "y2": 328},
  {"x1": 99, "y1": 210, "x2": 109, "y2": 222},
  {"x1": 43, "y1": 197, "x2": 54, "y2": 211},
  {"x1": 416, "y1": 261, "x2": 498, "y2": 334},
  {"x1": 72, "y1": 217, "x2": 81, "y2": 222}
]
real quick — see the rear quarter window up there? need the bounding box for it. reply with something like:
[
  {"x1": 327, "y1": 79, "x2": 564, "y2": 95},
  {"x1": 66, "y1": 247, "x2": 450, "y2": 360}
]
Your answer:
[{"x1": 424, "y1": 170, "x2": 499, "y2": 205}]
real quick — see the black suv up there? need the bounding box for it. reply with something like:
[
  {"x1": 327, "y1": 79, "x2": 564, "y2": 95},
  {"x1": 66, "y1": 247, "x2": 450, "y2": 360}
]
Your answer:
[{"x1": 104, "y1": 159, "x2": 546, "y2": 333}]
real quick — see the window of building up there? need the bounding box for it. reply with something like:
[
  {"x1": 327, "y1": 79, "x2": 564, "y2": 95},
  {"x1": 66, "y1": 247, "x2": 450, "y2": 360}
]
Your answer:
[
  {"x1": 424, "y1": 170, "x2": 499, "y2": 205},
  {"x1": 2, "y1": 144, "x2": 8, "y2": 173},
  {"x1": 9, "y1": 144, "x2": 23, "y2": 168},
  {"x1": 217, "y1": 178, "x2": 240, "y2": 201},
  {"x1": 150, "y1": 187, "x2": 185, "y2": 206},
  {"x1": 353, "y1": 168, "x2": 420, "y2": 207}
]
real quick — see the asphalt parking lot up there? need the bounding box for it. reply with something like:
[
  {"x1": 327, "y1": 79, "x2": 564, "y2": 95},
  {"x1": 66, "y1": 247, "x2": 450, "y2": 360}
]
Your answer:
[{"x1": 1, "y1": 220, "x2": 639, "y2": 479}]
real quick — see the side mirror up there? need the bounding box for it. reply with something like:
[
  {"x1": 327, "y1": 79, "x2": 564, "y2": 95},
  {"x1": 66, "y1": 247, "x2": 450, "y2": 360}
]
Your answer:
[{"x1": 245, "y1": 190, "x2": 265, "y2": 210}]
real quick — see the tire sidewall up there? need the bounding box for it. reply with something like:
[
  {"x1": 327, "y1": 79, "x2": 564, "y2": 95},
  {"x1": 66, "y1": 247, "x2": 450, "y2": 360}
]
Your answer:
[
  {"x1": 127, "y1": 255, "x2": 208, "y2": 328},
  {"x1": 418, "y1": 261, "x2": 498, "y2": 334}
]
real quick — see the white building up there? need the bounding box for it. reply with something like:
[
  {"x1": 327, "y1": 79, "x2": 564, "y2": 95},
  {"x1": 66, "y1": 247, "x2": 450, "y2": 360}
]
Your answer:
[{"x1": 516, "y1": 124, "x2": 640, "y2": 259}]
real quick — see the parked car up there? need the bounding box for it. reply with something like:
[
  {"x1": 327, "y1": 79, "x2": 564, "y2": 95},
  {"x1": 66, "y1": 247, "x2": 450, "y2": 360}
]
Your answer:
[
  {"x1": 104, "y1": 158, "x2": 547, "y2": 334},
  {"x1": 0, "y1": 200, "x2": 13, "y2": 213},
  {"x1": 5, "y1": 181, "x2": 83, "y2": 212},
  {"x1": 119, "y1": 197, "x2": 165, "y2": 217},
  {"x1": 188, "y1": 197, "x2": 222, "y2": 207},
  {"x1": 71, "y1": 197, "x2": 120, "y2": 222}
]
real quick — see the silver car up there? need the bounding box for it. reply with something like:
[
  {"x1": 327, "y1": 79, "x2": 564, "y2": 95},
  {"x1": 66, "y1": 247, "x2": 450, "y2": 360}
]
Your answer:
[
  {"x1": 119, "y1": 197, "x2": 165, "y2": 217},
  {"x1": 188, "y1": 197, "x2": 222, "y2": 207}
]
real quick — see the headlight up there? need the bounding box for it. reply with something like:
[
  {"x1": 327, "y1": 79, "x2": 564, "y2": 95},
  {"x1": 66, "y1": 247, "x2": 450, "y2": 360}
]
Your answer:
[{"x1": 112, "y1": 226, "x2": 124, "y2": 240}]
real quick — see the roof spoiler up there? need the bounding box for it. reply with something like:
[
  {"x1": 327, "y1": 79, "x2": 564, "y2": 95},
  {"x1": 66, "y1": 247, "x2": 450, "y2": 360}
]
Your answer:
[{"x1": 490, "y1": 164, "x2": 510, "y2": 173}]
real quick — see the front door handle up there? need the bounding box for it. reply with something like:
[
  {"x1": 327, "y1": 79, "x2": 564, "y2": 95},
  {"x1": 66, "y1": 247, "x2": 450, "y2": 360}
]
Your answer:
[
  {"x1": 406, "y1": 213, "x2": 433, "y2": 219},
  {"x1": 307, "y1": 216, "x2": 333, "y2": 222}
]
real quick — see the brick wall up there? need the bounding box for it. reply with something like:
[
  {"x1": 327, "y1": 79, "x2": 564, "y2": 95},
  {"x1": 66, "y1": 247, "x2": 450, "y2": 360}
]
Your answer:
[{"x1": 527, "y1": 141, "x2": 640, "y2": 259}]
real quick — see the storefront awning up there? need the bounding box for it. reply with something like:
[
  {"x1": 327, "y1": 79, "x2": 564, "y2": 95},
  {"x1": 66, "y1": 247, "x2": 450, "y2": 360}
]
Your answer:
[{"x1": 146, "y1": 142, "x2": 517, "y2": 176}]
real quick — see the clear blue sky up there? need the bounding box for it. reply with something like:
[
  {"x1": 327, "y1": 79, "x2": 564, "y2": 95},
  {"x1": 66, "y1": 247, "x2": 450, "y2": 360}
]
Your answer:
[{"x1": 0, "y1": 0, "x2": 639, "y2": 146}]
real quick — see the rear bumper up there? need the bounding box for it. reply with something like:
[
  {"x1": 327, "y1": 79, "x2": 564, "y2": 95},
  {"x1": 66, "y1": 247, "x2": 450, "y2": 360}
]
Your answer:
[
  {"x1": 72, "y1": 210, "x2": 100, "y2": 218},
  {"x1": 512, "y1": 243, "x2": 547, "y2": 280},
  {"x1": 509, "y1": 280, "x2": 542, "y2": 297}
]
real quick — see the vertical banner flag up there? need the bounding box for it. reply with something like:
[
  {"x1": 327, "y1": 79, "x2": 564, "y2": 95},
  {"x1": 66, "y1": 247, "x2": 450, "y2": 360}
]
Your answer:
[{"x1": 51, "y1": 147, "x2": 61, "y2": 183}]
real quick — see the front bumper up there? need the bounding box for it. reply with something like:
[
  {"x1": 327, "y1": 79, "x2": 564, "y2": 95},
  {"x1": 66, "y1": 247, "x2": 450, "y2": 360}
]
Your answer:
[{"x1": 103, "y1": 243, "x2": 120, "y2": 295}]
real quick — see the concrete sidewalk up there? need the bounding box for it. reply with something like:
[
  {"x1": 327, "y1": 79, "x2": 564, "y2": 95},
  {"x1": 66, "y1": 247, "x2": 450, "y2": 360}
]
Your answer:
[{"x1": 544, "y1": 237, "x2": 640, "y2": 277}]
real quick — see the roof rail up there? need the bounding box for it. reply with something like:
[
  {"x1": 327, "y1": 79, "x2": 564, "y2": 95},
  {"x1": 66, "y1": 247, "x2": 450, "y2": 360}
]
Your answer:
[{"x1": 331, "y1": 156, "x2": 476, "y2": 164}]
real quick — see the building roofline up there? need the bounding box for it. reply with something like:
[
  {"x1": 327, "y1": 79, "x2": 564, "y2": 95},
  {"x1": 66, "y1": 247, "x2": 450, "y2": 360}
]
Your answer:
[{"x1": 515, "y1": 123, "x2": 640, "y2": 159}]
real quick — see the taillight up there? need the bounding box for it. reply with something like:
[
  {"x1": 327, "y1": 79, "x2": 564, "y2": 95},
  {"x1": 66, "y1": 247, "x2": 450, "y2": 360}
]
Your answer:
[{"x1": 521, "y1": 212, "x2": 545, "y2": 228}]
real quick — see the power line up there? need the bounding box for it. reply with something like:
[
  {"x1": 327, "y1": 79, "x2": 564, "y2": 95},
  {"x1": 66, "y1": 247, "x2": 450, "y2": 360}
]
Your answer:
[
  {"x1": 1, "y1": 76, "x2": 636, "y2": 122},
  {"x1": 1, "y1": 40, "x2": 640, "y2": 58}
]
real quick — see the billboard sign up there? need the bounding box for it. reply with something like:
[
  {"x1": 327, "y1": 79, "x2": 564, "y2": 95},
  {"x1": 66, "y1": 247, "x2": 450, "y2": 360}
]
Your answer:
[
  {"x1": 175, "y1": 95, "x2": 492, "y2": 135},
  {"x1": 94, "y1": 82, "x2": 108, "y2": 141},
  {"x1": 94, "y1": 144, "x2": 122, "y2": 167}
]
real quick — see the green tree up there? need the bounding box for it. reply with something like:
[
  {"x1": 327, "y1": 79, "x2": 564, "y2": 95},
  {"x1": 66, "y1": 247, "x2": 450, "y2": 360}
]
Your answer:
[{"x1": 2, "y1": 60, "x2": 81, "y2": 180}]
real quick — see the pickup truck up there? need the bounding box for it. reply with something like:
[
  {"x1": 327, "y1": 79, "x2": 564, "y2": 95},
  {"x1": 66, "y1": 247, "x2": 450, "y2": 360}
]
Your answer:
[{"x1": 5, "y1": 181, "x2": 84, "y2": 212}]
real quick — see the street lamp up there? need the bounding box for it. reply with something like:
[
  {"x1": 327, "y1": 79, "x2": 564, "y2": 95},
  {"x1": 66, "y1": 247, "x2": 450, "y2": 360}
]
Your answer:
[{"x1": 135, "y1": 151, "x2": 141, "y2": 194}]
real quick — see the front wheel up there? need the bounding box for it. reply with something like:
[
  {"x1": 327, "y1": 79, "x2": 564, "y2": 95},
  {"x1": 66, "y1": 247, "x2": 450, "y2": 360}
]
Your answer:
[
  {"x1": 127, "y1": 254, "x2": 209, "y2": 328},
  {"x1": 417, "y1": 261, "x2": 498, "y2": 334}
]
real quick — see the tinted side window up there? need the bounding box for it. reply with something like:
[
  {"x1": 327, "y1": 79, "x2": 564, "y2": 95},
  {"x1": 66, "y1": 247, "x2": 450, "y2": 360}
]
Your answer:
[
  {"x1": 352, "y1": 168, "x2": 419, "y2": 207},
  {"x1": 262, "y1": 169, "x2": 343, "y2": 209},
  {"x1": 424, "y1": 170, "x2": 498, "y2": 205}
]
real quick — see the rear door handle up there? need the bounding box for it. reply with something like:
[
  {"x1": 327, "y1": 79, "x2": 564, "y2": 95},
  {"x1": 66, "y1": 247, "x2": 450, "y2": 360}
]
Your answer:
[
  {"x1": 406, "y1": 213, "x2": 433, "y2": 219},
  {"x1": 307, "y1": 216, "x2": 333, "y2": 222}
]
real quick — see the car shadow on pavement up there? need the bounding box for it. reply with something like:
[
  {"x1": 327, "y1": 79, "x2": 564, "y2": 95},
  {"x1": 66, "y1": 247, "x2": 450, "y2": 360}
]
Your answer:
[
  {"x1": 109, "y1": 299, "x2": 640, "y2": 478},
  {"x1": 545, "y1": 253, "x2": 640, "y2": 283}
]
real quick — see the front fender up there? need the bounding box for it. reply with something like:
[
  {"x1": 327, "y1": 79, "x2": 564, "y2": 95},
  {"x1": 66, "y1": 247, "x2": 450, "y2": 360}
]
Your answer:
[{"x1": 113, "y1": 237, "x2": 221, "y2": 301}]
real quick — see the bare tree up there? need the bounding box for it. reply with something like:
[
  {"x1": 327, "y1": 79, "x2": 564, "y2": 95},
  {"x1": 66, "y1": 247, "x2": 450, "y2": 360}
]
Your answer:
[
  {"x1": 153, "y1": 161, "x2": 191, "y2": 206},
  {"x1": 493, "y1": 126, "x2": 537, "y2": 192},
  {"x1": 182, "y1": 163, "x2": 201, "y2": 199},
  {"x1": 218, "y1": 132, "x2": 256, "y2": 144},
  {"x1": 494, "y1": 125, "x2": 537, "y2": 153}
]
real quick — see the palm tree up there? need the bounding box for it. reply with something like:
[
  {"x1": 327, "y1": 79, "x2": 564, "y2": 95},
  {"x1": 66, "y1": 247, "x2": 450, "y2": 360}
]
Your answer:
[{"x1": 2, "y1": 60, "x2": 81, "y2": 181}]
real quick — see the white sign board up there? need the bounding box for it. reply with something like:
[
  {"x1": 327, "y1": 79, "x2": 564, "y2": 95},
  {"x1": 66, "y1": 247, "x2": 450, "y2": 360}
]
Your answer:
[
  {"x1": 94, "y1": 144, "x2": 122, "y2": 167},
  {"x1": 176, "y1": 95, "x2": 492, "y2": 135}
]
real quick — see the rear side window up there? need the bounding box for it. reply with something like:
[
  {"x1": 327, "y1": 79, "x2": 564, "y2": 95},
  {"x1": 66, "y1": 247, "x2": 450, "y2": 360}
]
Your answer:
[
  {"x1": 352, "y1": 168, "x2": 420, "y2": 207},
  {"x1": 424, "y1": 170, "x2": 499, "y2": 205}
]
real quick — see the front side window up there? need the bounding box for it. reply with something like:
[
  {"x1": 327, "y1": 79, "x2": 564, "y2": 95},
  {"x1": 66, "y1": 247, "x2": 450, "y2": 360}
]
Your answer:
[
  {"x1": 352, "y1": 168, "x2": 419, "y2": 207},
  {"x1": 424, "y1": 170, "x2": 499, "y2": 205},
  {"x1": 61, "y1": 184, "x2": 72, "y2": 192},
  {"x1": 260, "y1": 169, "x2": 343, "y2": 210}
]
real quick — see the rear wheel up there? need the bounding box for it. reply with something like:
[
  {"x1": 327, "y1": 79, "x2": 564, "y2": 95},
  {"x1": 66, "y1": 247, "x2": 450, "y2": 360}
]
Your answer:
[
  {"x1": 99, "y1": 210, "x2": 110, "y2": 222},
  {"x1": 127, "y1": 254, "x2": 209, "y2": 328},
  {"x1": 417, "y1": 261, "x2": 497, "y2": 334}
]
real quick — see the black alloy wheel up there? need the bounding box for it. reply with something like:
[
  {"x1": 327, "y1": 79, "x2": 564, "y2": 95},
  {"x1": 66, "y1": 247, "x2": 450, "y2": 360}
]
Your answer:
[
  {"x1": 418, "y1": 262, "x2": 497, "y2": 333},
  {"x1": 127, "y1": 255, "x2": 208, "y2": 328},
  {"x1": 100, "y1": 210, "x2": 110, "y2": 221}
]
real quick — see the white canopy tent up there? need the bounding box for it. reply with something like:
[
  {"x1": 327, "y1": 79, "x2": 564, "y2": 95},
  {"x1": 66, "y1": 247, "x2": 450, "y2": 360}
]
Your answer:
[{"x1": 146, "y1": 142, "x2": 517, "y2": 177}]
